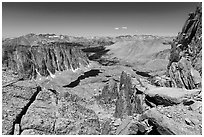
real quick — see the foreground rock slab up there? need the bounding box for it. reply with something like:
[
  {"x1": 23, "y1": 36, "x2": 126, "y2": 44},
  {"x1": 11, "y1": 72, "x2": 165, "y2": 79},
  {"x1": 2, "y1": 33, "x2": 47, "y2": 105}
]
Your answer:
[
  {"x1": 145, "y1": 87, "x2": 200, "y2": 106},
  {"x1": 143, "y1": 107, "x2": 202, "y2": 135},
  {"x1": 2, "y1": 84, "x2": 39, "y2": 135}
]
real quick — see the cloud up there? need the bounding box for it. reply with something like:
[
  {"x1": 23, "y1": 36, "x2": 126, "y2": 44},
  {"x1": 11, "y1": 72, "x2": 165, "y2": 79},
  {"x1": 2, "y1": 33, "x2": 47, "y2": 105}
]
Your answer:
[{"x1": 114, "y1": 26, "x2": 128, "y2": 30}]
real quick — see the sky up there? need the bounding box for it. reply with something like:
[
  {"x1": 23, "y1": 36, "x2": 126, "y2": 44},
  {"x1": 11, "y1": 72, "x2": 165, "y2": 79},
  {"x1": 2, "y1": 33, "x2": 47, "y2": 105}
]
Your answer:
[{"x1": 2, "y1": 2, "x2": 200, "y2": 38}]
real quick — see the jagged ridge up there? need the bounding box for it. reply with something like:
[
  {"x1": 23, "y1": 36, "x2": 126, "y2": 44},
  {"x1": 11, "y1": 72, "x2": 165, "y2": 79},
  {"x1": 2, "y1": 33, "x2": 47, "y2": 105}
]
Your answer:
[
  {"x1": 167, "y1": 4, "x2": 202, "y2": 89},
  {"x1": 2, "y1": 42, "x2": 89, "y2": 79}
]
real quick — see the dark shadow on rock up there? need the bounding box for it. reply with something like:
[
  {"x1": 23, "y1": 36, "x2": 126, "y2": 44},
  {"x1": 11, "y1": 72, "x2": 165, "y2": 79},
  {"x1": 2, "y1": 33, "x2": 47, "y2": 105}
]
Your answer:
[
  {"x1": 88, "y1": 49, "x2": 110, "y2": 60},
  {"x1": 82, "y1": 46, "x2": 110, "y2": 60},
  {"x1": 82, "y1": 46, "x2": 105, "y2": 53},
  {"x1": 63, "y1": 69, "x2": 102, "y2": 88},
  {"x1": 147, "y1": 120, "x2": 162, "y2": 135},
  {"x1": 12, "y1": 86, "x2": 42, "y2": 135},
  {"x1": 135, "y1": 70, "x2": 151, "y2": 78}
]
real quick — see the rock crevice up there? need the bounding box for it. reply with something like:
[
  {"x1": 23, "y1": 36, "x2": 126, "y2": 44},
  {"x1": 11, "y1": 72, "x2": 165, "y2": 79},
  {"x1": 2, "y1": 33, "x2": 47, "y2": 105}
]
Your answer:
[{"x1": 13, "y1": 86, "x2": 42, "y2": 135}]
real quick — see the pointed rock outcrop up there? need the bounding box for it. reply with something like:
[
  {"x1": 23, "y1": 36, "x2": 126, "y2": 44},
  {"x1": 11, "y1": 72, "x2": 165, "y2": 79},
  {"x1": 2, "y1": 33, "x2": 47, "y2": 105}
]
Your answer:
[{"x1": 114, "y1": 71, "x2": 134, "y2": 118}]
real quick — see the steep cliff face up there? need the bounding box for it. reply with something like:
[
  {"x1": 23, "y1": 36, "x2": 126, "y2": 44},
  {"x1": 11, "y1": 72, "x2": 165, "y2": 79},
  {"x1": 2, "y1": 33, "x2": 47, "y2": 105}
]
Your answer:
[
  {"x1": 167, "y1": 4, "x2": 202, "y2": 89},
  {"x1": 2, "y1": 42, "x2": 89, "y2": 79}
]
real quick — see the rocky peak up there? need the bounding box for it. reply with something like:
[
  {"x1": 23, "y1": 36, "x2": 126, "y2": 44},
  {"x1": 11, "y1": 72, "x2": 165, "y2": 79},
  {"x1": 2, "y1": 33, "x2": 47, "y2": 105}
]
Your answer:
[{"x1": 167, "y1": 3, "x2": 202, "y2": 89}]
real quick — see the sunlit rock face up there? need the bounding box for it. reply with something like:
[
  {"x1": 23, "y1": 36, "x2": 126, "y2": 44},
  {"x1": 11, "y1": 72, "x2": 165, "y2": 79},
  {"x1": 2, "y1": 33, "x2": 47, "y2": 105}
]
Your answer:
[
  {"x1": 2, "y1": 42, "x2": 89, "y2": 79},
  {"x1": 167, "y1": 4, "x2": 202, "y2": 89}
]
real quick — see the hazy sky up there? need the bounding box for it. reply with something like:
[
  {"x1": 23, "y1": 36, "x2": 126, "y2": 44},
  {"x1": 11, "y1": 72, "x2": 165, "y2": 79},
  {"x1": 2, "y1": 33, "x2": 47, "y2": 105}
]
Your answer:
[{"x1": 2, "y1": 2, "x2": 199, "y2": 37}]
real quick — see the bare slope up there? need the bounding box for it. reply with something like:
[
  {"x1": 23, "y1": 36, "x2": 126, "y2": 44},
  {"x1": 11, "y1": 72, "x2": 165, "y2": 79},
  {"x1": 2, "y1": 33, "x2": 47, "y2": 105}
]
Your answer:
[{"x1": 106, "y1": 36, "x2": 172, "y2": 73}]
